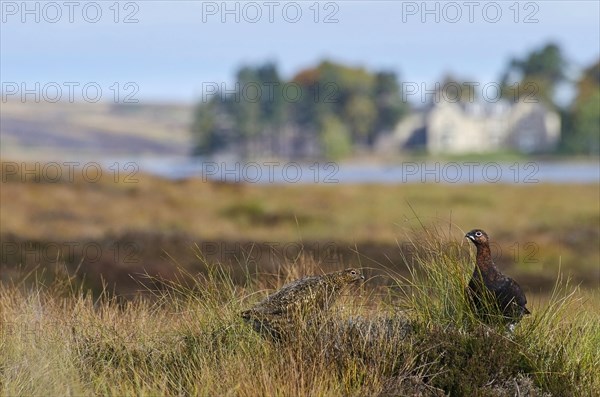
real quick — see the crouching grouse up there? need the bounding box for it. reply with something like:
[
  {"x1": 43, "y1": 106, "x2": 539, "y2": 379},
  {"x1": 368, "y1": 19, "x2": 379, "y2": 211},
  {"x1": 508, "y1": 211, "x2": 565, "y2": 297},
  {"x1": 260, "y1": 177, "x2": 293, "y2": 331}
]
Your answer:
[{"x1": 241, "y1": 268, "x2": 365, "y2": 341}]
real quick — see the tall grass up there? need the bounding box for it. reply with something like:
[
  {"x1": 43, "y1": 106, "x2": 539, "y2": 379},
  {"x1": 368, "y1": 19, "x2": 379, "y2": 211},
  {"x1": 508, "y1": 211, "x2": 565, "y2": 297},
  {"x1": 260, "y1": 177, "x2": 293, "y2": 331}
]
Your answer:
[
  {"x1": 1, "y1": 229, "x2": 598, "y2": 396},
  {"x1": 385, "y1": 222, "x2": 600, "y2": 395}
]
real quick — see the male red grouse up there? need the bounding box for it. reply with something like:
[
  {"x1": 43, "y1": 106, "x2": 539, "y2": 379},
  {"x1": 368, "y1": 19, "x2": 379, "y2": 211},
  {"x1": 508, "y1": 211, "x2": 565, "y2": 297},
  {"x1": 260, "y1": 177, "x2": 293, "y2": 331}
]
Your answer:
[{"x1": 466, "y1": 229, "x2": 530, "y2": 328}]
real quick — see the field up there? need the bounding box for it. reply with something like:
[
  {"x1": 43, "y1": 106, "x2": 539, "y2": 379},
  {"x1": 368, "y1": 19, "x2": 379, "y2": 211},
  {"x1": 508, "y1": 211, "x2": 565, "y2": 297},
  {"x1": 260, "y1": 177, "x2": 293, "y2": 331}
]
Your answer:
[
  {"x1": 1, "y1": 163, "x2": 599, "y2": 395},
  {"x1": 1, "y1": 164, "x2": 598, "y2": 294},
  {"x1": 2, "y1": 239, "x2": 599, "y2": 396},
  {"x1": 0, "y1": 102, "x2": 192, "y2": 159}
]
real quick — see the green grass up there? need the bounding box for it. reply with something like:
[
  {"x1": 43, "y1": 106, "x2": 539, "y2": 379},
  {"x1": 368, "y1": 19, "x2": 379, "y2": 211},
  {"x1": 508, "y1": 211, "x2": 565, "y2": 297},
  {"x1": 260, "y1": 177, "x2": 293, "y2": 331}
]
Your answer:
[{"x1": 2, "y1": 226, "x2": 598, "y2": 396}]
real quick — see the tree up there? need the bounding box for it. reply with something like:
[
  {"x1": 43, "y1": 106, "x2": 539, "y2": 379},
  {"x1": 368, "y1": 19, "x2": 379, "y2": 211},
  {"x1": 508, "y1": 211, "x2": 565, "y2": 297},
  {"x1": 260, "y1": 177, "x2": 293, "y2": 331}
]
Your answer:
[
  {"x1": 373, "y1": 71, "x2": 408, "y2": 142},
  {"x1": 562, "y1": 60, "x2": 600, "y2": 155},
  {"x1": 292, "y1": 61, "x2": 406, "y2": 147},
  {"x1": 435, "y1": 74, "x2": 482, "y2": 104},
  {"x1": 191, "y1": 60, "x2": 408, "y2": 158},
  {"x1": 500, "y1": 43, "x2": 567, "y2": 107},
  {"x1": 319, "y1": 115, "x2": 352, "y2": 159},
  {"x1": 191, "y1": 101, "x2": 225, "y2": 155},
  {"x1": 344, "y1": 95, "x2": 377, "y2": 143}
]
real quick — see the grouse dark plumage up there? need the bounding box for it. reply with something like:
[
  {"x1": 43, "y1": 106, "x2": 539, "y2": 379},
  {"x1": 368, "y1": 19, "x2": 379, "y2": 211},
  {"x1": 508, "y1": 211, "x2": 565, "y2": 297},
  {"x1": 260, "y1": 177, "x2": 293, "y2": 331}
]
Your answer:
[
  {"x1": 465, "y1": 229, "x2": 530, "y2": 327},
  {"x1": 241, "y1": 268, "x2": 365, "y2": 340}
]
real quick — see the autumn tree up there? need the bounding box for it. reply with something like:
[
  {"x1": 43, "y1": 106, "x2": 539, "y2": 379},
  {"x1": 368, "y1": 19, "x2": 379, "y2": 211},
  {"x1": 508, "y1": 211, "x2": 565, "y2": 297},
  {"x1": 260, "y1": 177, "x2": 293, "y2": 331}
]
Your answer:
[{"x1": 192, "y1": 61, "x2": 407, "y2": 158}]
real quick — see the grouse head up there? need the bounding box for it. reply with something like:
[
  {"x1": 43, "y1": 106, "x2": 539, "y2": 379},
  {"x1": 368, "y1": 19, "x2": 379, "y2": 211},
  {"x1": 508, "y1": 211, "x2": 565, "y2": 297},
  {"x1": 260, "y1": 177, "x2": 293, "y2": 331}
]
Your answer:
[
  {"x1": 465, "y1": 229, "x2": 490, "y2": 246},
  {"x1": 335, "y1": 268, "x2": 365, "y2": 284}
]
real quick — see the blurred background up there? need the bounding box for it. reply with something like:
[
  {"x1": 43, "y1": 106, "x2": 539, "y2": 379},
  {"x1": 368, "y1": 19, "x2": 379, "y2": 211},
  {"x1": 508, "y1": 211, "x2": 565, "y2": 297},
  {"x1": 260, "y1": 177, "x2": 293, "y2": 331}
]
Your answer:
[{"x1": 1, "y1": 1, "x2": 598, "y2": 297}]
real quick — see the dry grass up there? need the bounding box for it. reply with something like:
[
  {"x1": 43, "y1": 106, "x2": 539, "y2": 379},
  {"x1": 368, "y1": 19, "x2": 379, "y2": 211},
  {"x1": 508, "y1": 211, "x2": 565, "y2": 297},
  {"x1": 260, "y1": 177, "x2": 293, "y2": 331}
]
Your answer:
[{"x1": 1, "y1": 227, "x2": 599, "y2": 396}]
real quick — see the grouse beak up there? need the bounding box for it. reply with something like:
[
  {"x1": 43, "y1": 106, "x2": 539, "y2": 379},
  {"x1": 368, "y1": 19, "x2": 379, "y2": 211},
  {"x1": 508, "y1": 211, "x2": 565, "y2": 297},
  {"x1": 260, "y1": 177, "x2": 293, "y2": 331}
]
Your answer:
[{"x1": 465, "y1": 233, "x2": 475, "y2": 242}]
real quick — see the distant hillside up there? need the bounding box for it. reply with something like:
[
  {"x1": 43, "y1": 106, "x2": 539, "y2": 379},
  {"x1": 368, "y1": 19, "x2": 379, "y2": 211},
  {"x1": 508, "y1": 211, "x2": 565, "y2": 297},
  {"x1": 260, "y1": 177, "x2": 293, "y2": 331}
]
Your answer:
[{"x1": 0, "y1": 101, "x2": 194, "y2": 159}]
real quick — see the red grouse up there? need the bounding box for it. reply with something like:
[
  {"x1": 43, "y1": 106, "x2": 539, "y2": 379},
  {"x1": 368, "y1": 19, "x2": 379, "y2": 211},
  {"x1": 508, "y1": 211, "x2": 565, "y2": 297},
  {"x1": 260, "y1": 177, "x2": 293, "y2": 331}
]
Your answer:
[
  {"x1": 241, "y1": 268, "x2": 365, "y2": 341},
  {"x1": 465, "y1": 229, "x2": 530, "y2": 328}
]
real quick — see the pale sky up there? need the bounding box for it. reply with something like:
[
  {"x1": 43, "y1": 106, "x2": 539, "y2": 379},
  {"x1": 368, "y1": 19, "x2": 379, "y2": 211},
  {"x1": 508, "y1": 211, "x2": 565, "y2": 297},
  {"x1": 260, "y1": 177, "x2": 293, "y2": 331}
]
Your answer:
[{"x1": 1, "y1": 1, "x2": 599, "y2": 103}]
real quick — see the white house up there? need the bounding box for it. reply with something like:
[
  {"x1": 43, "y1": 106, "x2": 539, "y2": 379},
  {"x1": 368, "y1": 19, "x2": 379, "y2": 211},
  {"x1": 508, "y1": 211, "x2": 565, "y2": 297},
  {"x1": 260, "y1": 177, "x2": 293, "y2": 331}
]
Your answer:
[{"x1": 378, "y1": 99, "x2": 560, "y2": 154}]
